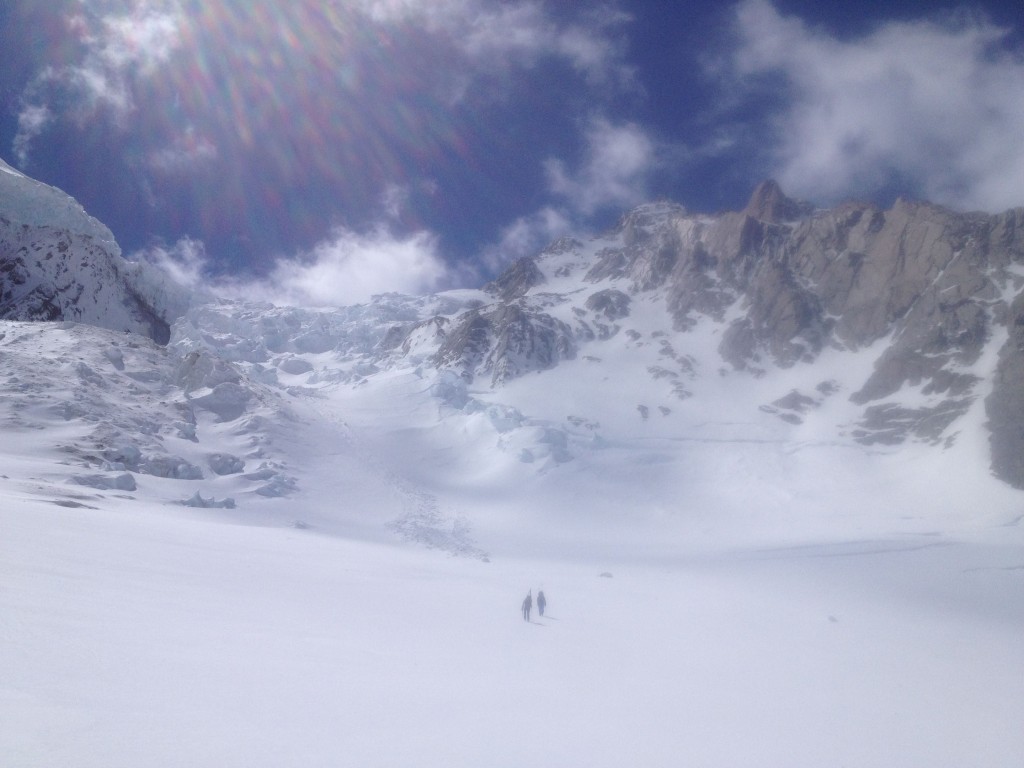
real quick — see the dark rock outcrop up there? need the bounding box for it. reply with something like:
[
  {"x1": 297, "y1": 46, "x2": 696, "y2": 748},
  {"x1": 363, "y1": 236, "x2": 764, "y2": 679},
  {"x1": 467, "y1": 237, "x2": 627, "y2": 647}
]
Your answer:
[
  {"x1": 743, "y1": 179, "x2": 815, "y2": 223},
  {"x1": 987, "y1": 291, "x2": 1024, "y2": 486},
  {"x1": 485, "y1": 256, "x2": 545, "y2": 301},
  {"x1": 585, "y1": 289, "x2": 631, "y2": 320},
  {"x1": 435, "y1": 302, "x2": 576, "y2": 385}
]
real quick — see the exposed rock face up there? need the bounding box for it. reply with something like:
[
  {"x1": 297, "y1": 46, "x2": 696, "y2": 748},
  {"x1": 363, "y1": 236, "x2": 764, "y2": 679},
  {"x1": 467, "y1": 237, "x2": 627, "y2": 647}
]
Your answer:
[
  {"x1": 743, "y1": 179, "x2": 815, "y2": 223},
  {"x1": 0, "y1": 218, "x2": 173, "y2": 342},
  {"x1": 435, "y1": 302, "x2": 576, "y2": 385},
  {"x1": 585, "y1": 289, "x2": 631, "y2": 320},
  {"x1": 484, "y1": 256, "x2": 546, "y2": 301},
  {"x1": 987, "y1": 291, "x2": 1024, "y2": 485},
  {"x1": 470, "y1": 182, "x2": 1024, "y2": 487},
  {"x1": 586, "y1": 202, "x2": 687, "y2": 291}
]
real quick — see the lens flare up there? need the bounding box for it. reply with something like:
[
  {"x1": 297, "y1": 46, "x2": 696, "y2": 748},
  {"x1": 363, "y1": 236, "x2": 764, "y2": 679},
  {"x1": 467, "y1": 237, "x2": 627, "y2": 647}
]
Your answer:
[{"x1": 136, "y1": 0, "x2": 477, "y2": 261}]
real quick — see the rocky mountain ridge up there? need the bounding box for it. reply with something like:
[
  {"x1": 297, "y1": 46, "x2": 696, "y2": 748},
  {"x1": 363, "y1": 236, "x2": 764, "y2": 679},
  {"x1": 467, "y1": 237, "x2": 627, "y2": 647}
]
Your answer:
[
  {"x1": 3, "y1": 163, "x2": 1024, "y2": 494},
  {"x1": 376, "y1": 180, "x2": 1024, "y2": 486}
]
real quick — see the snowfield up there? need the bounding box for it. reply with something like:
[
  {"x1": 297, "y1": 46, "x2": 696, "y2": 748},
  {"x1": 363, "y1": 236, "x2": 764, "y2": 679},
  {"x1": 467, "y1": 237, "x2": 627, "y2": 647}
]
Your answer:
[
  {"x1": 3, "y1": 493, "x2": 1022, "y2": 767},
  {"x1": 1, "y1": 315, "x2": 1023, "y2": 767}
]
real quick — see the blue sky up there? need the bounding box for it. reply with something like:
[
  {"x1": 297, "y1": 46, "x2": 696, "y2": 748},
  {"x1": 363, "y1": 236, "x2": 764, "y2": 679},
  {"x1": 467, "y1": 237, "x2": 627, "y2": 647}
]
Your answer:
[{"x1": 1, "y1": 0, "x2": 1022, "y2": 305}]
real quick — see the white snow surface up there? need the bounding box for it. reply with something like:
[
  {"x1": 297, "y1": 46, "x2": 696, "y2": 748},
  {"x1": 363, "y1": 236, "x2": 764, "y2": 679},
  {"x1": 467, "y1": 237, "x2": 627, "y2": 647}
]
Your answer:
[{"x1": 2, "y1": 269, "x2": 1024, "y2": 765}]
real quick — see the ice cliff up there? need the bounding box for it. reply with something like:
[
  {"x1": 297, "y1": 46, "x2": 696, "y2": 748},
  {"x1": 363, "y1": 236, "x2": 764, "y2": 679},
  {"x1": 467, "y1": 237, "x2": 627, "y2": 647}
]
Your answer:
[{"x1": 0, "y1": 157, "x2": 187, "y2": 342}]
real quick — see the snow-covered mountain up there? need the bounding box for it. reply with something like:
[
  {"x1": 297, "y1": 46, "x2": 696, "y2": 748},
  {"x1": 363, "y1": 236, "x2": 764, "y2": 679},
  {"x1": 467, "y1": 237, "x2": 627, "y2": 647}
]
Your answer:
[
  {"x1": 0, "y1": 157, "x2": 186, "y2": 342},
  {"x1": 3, "y1": 166, "x2": 1023, "y2": 767},
  {"x1": 4, "y1": 167, "x2": 1024, "y2": 540},
  {"x1": 170, "y1": 179, "x2": 1024, "y2": 495}
]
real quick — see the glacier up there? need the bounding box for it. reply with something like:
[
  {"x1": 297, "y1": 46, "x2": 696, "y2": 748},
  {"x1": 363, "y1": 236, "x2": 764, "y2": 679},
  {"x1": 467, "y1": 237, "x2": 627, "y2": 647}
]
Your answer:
[{"x1": 1, "y1": 167, "x2": 1022, "y2": 767}]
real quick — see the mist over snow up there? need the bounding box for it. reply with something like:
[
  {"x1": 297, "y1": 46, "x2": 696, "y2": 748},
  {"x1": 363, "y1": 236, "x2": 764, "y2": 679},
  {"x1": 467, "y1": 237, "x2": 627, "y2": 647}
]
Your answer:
[{"x1": 2, "y1": 156, "x2": 1024, "y2": 766}]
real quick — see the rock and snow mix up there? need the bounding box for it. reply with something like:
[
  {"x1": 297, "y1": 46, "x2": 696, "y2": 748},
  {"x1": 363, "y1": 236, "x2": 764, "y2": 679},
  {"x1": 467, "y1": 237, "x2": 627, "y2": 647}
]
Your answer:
[
  {"x1": 0, "y1": 156, "x2": 188, "y2": 341},
  {"x1": 1, "y1": 170, "x2": 1023, "y2": 766}
]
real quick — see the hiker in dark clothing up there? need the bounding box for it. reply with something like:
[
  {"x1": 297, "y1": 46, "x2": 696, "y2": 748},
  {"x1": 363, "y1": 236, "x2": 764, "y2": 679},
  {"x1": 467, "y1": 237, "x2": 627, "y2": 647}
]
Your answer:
[
  {"x1": 537, "y1": 590, "x2": 547, "y2": 617},
  {"x1": 522, "y1": 591, "x2": 532, "y2": 621}
]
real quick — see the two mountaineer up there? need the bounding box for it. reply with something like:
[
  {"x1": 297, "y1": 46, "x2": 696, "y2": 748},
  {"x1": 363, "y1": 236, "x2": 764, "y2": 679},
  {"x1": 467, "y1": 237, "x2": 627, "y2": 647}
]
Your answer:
[{"x1": 521, "y1": 589, "x2": 546, "y2": 621}]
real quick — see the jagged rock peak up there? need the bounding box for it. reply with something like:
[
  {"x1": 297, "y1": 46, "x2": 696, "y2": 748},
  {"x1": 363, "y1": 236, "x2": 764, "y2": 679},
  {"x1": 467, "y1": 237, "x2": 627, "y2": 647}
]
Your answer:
[
  {"x1": 743, "y1": 180, "x2": 814, "y2": 223},
  {"x1": 484, "y1": 255, "x2": 546, "y2": 302},
  {"x1": 615, "y1": 200, "x2": 688, "y2": 231},
  {"x1": 540, "y1": 236, "x2": 582, "y2": 256}
]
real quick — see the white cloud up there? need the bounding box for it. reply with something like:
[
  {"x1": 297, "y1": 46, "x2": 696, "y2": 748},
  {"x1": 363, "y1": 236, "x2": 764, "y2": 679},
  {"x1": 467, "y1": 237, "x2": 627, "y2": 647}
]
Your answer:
[
  {"x1": 480, "y1": 206, "x2": 575, "y2": 274},
  {"x1": 134, "y1": 227, "x2": 455, "y2": 308},
  {"x1": 135, "y1": 237, "x2": 209, "y2": 290},
  {"x1": 147, "y1": 127, "x2": 217, "y2": 173},
  {"x1": 378, "y1": 179, "x2": 440, "y2": 222},
  {"x1": 226, "y1": 227, "x2": 453, "y2": 307},
  {"x1": 356, "y1": 0, "x2": 634, "y2": 87},
  {"x1": 67, "y1": 64, "x2": 132, "y2": 114},
  {"x1": 545, "y1": 117, "x2": 656, "y2": 216},
  {"x1": 13, "y1": 104, "x2": 52, "y2": 166},
  {"x1": 476, "y1": 115, "x2": 655, "y2": 277},
  {"x1": 14, "y1": 1, "x2": 185, "y2": 163},
  {"x1": 379, "y1": 184, "x2": 411, "y2": 221},
  {"x1": 728, "y1": 0, "x2": 1024, "y2": 212},
  {"x1": 98, "y1": 5, "x2": 183, "y2": 74}
]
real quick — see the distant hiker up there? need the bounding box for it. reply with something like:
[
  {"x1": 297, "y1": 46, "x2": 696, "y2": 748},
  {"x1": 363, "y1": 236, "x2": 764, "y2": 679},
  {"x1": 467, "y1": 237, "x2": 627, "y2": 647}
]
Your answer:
[
  {"x1": 522, "y1": 591, "x2": 532, "y2": 621},
  {"x1": 537, "y1": 590, "x2": 547, "y2": 617}
]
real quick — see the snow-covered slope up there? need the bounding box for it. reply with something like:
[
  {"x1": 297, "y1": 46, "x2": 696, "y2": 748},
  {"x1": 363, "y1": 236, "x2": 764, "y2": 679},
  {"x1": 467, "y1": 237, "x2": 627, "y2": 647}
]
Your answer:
[
  {"x1": 2, "y1": 171, "x2": 1023, "y2": 766},
  {"x1": 2, "y1": 315, "x2": 1022, "y2": 768}
]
